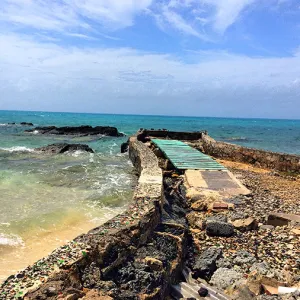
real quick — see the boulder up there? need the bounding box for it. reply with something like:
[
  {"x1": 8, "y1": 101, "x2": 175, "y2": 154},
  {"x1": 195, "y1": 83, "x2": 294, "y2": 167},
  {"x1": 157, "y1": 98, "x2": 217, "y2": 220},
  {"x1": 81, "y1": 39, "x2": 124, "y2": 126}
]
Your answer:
[
  {"x1": 193, "y1": 247, "x2": 222, "y2": 280},
  {"x1": 232, "y1": 217, "x2": 258, "y2": 232},
  {"x1": 206, "y1": 221, "x2": 234, "y2": 237},
  {"x1": 25, "y1": 125, "x2": 124, "y2": 137},
  {"x1": 35, "y1": 143, "x2": 94, "y2": 154},
  {"x1": 121, "y1": 141, "x2": 129, "y2": 153},
  {"x1": 210, "y1": 268, "x2": 243, "y2": 291}
]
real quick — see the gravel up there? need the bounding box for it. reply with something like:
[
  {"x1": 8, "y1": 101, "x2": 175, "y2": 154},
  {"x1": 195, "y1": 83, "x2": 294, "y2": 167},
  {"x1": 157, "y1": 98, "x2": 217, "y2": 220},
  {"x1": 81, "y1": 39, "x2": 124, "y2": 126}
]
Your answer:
[{"x1": 191, "y1": 160, "x2": 300, "y2": 294}]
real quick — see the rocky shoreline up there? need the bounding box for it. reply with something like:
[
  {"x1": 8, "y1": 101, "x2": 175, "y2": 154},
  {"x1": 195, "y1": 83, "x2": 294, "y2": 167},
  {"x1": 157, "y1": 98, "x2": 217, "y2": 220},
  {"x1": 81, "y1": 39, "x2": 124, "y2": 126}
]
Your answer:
[
  {"x1": 0, "y1": 130, "x2": 299, "y2": 299},
  {"x1": 185, "y1": 159, "x2": 300, "y2": 299}
]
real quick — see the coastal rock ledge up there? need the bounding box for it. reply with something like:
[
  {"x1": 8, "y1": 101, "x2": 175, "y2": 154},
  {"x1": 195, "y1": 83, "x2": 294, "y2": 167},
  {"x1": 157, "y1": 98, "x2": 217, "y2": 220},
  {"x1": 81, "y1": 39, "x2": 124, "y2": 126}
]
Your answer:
[
  {"x1": 35, "y1": 143, "x2": 94, "y2": 154},
  {"x1": 25, "y1": 125, "x2": 124, "y2": 137}
]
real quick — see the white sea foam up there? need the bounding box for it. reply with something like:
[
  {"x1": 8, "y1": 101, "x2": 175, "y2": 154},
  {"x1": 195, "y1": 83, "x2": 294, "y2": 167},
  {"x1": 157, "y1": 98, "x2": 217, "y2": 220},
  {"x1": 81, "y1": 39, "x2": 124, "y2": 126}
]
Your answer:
[
  {"x1": 33, "y1": 130, "x2": 39, "y2": 135},
  {"x1": 227, "y1": 137, "x2": 247, "y2": 141},
  {"x1": 69, "y1": 150, "x2": 85, "y2": 157},
  {"x1": 0, "y1": 146, "x2": 35, "y2": 153},
  {"x1": 0, "y1": 233, "x2": 24, "y2": 246},
  {"x1": 0, "y1": 123, "x2": 7, "y2": 126}
]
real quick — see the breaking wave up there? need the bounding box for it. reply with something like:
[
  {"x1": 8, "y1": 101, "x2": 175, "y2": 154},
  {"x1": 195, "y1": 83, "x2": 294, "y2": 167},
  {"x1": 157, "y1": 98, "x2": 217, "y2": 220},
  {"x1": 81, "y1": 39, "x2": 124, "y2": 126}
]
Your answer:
[
  {"x1": 0, "y1": 146, "x2": 35, "y2": 153},
  {"x1": 0, "y1": 233, "x2": 24, "y2": 247}
]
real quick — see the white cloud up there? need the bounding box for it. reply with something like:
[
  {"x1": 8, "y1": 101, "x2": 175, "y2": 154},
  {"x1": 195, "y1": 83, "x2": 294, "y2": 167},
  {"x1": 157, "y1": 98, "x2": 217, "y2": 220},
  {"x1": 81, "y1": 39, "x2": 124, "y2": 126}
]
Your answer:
[
  {"x1": 205, "y1": 0, "x2": 257, "y2": 33},
  {"x1": 0, "y1": 0, "x2": 152, "y2": 35},
  {"x1": 0, "y1": 0, "x2": 286, "y2": 41},
  {"x1": 150, "y1": 0, "x2": 263, "y2": 39},
  {"x1": 0, "y1": 33, "x2": 300, "y2": 118},
  {"x1": 68, "y1": 0, "x2": 153, "y2": 29},
  {"x1": 161, "y1": 6, "x2": 207, "y2": 39}
]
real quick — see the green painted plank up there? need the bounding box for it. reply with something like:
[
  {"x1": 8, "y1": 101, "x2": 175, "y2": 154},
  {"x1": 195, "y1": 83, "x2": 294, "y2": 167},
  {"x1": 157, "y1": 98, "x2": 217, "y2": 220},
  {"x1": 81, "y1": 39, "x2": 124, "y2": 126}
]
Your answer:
[{"x1": 151, "y1": 139, "x2": 227, "y2": 171}]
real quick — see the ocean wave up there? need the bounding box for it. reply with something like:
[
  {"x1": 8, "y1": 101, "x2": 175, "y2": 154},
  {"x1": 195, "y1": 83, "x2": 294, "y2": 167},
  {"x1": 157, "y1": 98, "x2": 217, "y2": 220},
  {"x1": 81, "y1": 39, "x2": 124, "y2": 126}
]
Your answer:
[
  {"x1": 66, "y1": 150, "x2": 93, "y2": 157},
  {"x1": 0, "y1": 233, "x2": 24, "y2": 247},
  {"x1": 0, "y1": 146, "x2": 35, "y2": 153}
]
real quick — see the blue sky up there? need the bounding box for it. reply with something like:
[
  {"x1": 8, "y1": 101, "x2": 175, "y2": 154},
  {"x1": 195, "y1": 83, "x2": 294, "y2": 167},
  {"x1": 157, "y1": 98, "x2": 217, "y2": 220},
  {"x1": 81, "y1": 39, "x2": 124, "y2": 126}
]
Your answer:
[{"x1": 0, "y1": 0, "x2": 300, "y2": 118}]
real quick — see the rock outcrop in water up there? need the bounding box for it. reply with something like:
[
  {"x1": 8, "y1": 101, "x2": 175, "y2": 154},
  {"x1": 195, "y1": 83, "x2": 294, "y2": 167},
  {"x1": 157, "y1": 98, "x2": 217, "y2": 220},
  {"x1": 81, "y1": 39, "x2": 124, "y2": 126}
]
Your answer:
[
  {"x1": 25, "y1": 125, "x2": 124, "y2": 137},
  {"x1": 7, "y1": 122, "x2": 33, "y2": 126},
  {"x1": 35, "y1": 143, "x2": 94, "y2": 154},
  {"x1": 20, "y1": 122, "x2": 34, "y2": 126}
]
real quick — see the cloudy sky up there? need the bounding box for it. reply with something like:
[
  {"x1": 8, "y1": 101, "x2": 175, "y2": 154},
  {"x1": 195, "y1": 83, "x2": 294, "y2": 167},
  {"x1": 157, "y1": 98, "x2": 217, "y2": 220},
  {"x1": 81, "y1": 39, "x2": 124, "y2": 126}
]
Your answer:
[{"x1": 0, "y1": 0, "x2": 300, "y2": 118}]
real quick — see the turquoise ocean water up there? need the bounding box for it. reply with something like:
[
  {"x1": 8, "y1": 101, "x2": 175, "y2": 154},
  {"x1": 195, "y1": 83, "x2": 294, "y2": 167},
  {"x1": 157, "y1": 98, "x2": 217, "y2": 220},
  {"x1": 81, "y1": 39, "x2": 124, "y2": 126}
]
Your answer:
[{"x1": 0, "y1": 110, "x2": 299, "y2": 279}]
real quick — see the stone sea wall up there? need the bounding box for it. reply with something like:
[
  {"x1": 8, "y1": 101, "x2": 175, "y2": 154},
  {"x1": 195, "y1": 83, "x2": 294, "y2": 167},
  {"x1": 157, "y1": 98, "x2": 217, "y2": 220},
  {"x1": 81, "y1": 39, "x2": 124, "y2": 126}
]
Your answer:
[
  {"x1": 198, "y1": 134, "x2": 300, "y2": 173},
  {"x1": 136, "y1": 129, "x2": 300, "y2": 173},
  {"x1": 0, "y1": 137, "x2": 164, "y2": 299}
]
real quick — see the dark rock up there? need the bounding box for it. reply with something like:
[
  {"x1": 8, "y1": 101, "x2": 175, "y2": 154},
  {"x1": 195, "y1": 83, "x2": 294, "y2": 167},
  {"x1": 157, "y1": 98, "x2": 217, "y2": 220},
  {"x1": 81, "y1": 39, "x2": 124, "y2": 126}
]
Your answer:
[
  {"x1": 121, "y1": 141, "x2": 129, "y2": 153},
  {"x1": 198, "y1": 287, "x2": 209, "y2": 297},
  {"x1": 46, "y1": 286, "x2": 57, "y2": 296},
  {"x1": 25, "y1": 125, "x2": 124, "y2": 137},
  {"x1": 16, "y1": 273, "x2": 24, "y2": 279},
  {"x1": 82, "y1": 262, "x2": 102, "y2": 289},
  {"x1": 206, "y1": 221, "x2": 234, "y2": 237},
  {"x1": 35, "y1": 143, "x2": 94, "y2": 154},
  {"x1": 114, "y1": 261, "x2": 163, "y2": 295},
  {"x1": 193, "y1": 247, "x2": 222, "y2": 280},
  {"x1": 8, "y1": 122, "x2": 16, "y2": 125},
  {"x1": 20, "y1": 122, "x2": 34, "y2": 126}
]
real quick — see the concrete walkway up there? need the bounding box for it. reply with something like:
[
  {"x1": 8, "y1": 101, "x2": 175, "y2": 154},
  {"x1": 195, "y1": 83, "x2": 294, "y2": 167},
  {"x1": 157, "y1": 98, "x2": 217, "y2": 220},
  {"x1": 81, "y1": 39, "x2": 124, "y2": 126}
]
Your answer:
[
  {"x1": 151, "y1": 138, "x2": 249, "y2": 198},
  {"x1": 185, "y1": 169, "x2": 250, "y2": 199}
]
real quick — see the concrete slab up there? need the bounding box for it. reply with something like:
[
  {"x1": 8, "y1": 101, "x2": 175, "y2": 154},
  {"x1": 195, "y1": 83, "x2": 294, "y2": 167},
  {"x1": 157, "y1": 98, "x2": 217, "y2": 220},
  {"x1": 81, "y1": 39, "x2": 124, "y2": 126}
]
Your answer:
[
  {"x1": 267, "y1": 213, "x2": 300, "y2": 227},
  {"x1": 185, "y1": 169, "x2": 250, "y2": 198}
]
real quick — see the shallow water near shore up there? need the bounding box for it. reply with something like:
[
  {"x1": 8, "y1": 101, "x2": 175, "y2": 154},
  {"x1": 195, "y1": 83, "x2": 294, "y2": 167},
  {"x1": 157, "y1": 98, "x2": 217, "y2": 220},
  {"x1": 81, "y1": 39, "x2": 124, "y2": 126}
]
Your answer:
[
  {"x1": 0, "y1": 125, "x2": 135, "y2": 280},
  {"x1": 0, "y1": 110, "x2": 300, "y2": 281}
]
